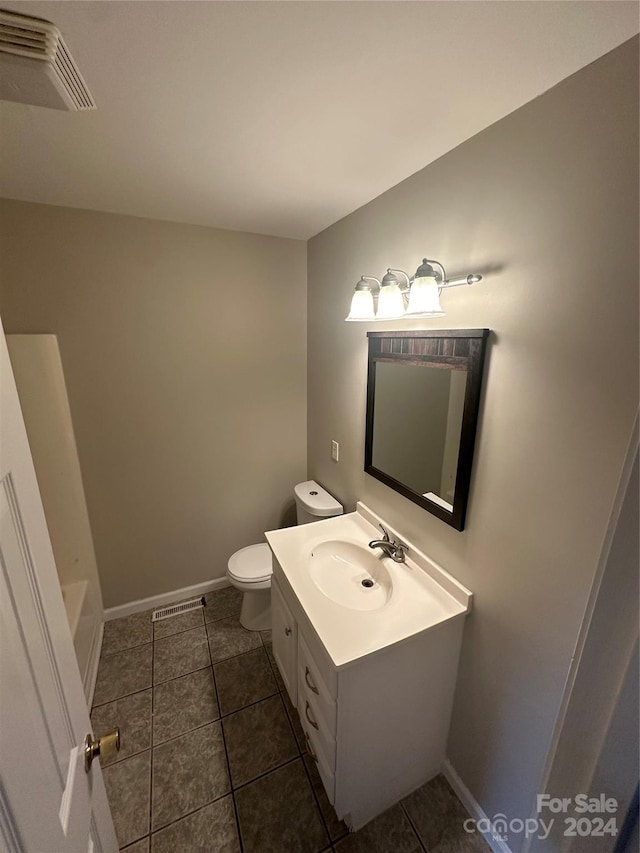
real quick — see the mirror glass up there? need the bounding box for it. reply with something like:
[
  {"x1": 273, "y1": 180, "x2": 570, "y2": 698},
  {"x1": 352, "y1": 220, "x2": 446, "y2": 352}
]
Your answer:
[
  {"x1": 371, "y1": 362, "x2": 467, "y2": 512},
  {"x1": 365, "y1": 330, "x2": 489, "y2": 530}
]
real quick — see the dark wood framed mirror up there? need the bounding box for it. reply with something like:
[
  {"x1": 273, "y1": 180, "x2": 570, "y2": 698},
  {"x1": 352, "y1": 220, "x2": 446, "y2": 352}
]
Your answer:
[{"x1": 365, "y1": 329, "x2": 490, "y2": 531}]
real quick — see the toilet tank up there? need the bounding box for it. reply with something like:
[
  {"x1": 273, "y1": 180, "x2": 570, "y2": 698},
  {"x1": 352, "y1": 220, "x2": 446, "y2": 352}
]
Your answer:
[{"x1": 294, "y1": 480, "x2": 343, "y2": 525}]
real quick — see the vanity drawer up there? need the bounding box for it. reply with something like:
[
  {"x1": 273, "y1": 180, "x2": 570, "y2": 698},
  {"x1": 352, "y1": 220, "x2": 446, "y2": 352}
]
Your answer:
[
  {"x1": 301, "y1": 708, "x2": 335, "y2": 773},
  {"x1": 298, "y1": 634, "x2": 337, "y2": 735},
  {"x1": 298, "y1": 668, "x2": 336, "y2": 763},
  {"x1": 302, "y1": 718, "x2": 336, "y2": 803}
]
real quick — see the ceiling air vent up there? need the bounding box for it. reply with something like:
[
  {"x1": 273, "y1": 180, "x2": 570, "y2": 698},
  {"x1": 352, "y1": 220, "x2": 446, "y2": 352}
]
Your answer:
[{"x1": 0, "y1": 10, "x2": 95, "y2": 110}]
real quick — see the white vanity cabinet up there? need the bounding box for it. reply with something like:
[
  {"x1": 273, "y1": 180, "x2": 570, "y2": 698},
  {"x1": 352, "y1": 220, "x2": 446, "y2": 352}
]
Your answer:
[{"x1": 271, "y1": 564, "x2": 467, "y2": 832}]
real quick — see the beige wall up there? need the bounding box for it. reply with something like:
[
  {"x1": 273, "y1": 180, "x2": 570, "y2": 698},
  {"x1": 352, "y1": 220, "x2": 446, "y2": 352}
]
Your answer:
[
  {"x1": 307, "y1": 38, "x2": 638, "y2": 851},
  {"x1": 0, "y1": 201, "x2": 307, "y2": 609}
]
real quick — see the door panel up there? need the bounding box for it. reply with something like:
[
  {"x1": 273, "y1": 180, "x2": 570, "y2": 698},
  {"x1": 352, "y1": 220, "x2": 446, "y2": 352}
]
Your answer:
[{"x1": 0, "y1": 324, "x2": 117, "y2": 853}]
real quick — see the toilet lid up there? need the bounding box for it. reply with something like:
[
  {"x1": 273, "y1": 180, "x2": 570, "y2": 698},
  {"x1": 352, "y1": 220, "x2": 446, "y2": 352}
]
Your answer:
[{"x1": 228, "y1": 543, "x2": 273, "y2": 583}]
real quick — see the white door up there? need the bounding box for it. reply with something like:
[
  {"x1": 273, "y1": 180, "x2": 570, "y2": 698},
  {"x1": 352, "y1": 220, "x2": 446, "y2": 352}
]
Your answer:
[{"x1": 0, "y1": 323, "x2": 118, "y2": 853}]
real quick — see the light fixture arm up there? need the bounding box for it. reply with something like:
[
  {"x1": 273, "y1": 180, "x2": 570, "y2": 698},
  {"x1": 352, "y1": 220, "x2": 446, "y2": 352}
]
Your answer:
[{"x1": 423, "y1": 259, "x2": 447, "y2": 287}]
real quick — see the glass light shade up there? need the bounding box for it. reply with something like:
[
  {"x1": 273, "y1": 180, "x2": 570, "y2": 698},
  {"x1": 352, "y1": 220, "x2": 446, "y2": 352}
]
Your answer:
[
  {"x1": 376, "y1": 283, "x2": 405, "y2": 319},
  {"x1": 406, "y1": 276, "x2": 445, "y2": 316},
  {"x1": 346, "y1": 288, "x2": 375, "y2": 321}
]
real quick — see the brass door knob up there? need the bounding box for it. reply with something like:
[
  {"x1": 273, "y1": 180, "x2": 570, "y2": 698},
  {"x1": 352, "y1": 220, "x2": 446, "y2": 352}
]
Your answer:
[{"x1": 84, "y1": 727, "x2": 120, "y2": 772}]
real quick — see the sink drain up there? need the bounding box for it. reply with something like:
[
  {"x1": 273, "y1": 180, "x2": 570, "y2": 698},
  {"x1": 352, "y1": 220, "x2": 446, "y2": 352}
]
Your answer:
[{"x1": 361, "y1": 578, "x2": 374, "y2": 588}]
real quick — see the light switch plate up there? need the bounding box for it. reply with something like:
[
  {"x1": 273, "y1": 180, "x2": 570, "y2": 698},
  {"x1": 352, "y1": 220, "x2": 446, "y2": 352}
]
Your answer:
[{"x1": 331, "y1": 440, "x2": 339, "y2": 462}]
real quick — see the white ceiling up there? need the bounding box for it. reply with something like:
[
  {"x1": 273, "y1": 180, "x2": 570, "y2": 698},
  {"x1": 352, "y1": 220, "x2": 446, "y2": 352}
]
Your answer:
[{"x1": 0, "y1": 1, "x2": 637, "y2": 239}]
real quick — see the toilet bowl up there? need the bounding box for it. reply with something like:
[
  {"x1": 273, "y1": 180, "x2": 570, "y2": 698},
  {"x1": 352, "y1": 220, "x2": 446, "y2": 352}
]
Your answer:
[
  {"x1": 226, "y1": 480, "x2": 343, "y2": 631},
  {"x1": 226, "y1": 543, "x2": 273, "y2": 631}
]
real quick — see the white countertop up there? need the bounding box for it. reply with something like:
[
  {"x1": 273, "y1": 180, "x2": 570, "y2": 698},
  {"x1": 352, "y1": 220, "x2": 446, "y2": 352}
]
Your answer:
[{"x1": 265, "y1": 502, "x2": 472, "y2": 669}]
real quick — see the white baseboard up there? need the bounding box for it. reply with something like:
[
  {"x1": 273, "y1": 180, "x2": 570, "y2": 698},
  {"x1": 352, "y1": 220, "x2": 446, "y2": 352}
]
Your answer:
[
  {"x1": 85, "y1": 620, "x2": 103, "y2": 708},
  {"x1": 103, "y1": 576, "x2": 231, "y2": 621},
  {"x1": 443, "y1": 759, "x2": 513, "y2": 853}
]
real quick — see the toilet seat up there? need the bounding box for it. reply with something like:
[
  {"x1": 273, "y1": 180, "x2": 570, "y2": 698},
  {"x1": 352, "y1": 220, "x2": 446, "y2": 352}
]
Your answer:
[{"x1": 227, "y1": 543, "x2": 272, "y2": 586}]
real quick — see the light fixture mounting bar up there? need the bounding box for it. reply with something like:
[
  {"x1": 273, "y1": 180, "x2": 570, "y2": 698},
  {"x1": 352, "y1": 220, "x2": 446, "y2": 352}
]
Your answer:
[{"x1": 440, "y1": 274, "x2": 483, "y2": 289}]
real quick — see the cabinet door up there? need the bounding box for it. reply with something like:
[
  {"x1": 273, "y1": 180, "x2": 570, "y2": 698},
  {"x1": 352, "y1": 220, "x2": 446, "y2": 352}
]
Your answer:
[{"x1": 271, "y1": 578, "x2": 298, "y2": 706}]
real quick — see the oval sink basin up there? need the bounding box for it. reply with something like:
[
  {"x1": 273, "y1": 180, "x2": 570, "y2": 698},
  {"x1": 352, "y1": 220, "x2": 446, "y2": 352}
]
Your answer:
[{"x1": 308, "y1": 540, "x2": 392, "y2": 611}]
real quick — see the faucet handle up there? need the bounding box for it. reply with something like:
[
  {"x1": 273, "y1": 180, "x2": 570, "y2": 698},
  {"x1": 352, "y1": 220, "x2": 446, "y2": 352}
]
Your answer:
[
  {"x1": 378, "y1": 523, "x2": 391, "y2": 542},
  {"x1": 390, "y1": 539, "x2": 409, "y2": 563}
]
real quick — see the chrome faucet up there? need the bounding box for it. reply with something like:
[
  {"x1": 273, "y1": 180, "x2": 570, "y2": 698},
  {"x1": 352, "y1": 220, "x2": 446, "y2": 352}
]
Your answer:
[{"x1": 368, "y1": 524, "x2": 409, "y2": 563}]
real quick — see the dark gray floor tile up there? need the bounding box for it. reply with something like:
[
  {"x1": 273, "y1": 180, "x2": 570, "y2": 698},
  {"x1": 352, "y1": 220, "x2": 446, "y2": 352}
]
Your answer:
[
  {"x1": 121, "y1": 837, "x2": 149, "y2": 853},
  {"x1": 153, "y1": 667, "x2": 219, "y2": 744},
  {"x1": 224, "y1": 694, "x2": 298, "y2": 787},
  {"x1": 94, "y1": 644, "x2": 153, "y2": 705},
  {"x1": 91, "y1": 689, "x2": 152, "y2": 765},
  {"x1": 206, "y1": 615, "x2": 262, "y2": 663},
  {"x1": 260, "y1": 629, "x2": 272, "y2": 645},
  {"x1": 204, "y1": 586, "x2": 243, "y2": 622},
  {"x1": 151, "y1": 797, "x2": 240, "y2": 853},
  {"x1": 214, "y1": 647, "x2": 278, "y2": 715},
  {"x1": 334, "y1": 803, "x2": 422, "y2": 853},
  {"x1": 102, "y1": 610, "x2": 153, "y2": 657},
  {"x1": 235, "y1": 758, "x2": 329, "y2": 853},
  {"x1": 402, "y1": 775, "x2": 490, "y2": 852},
  {"x1": 153, "y1": 626, "x2": 210, "y2": 684},
  {"x1": 151, "y1": 721, "x2": 229, "y2": 831},
  {"x1": 103, "y1": 751, "x2": 151, "y2": 849},
  {"x1": 304, "y1": 754, "x2": 348, "y2": 843},
  {"x1": 153, "y1": 608, "x2": 204, "y2": 640}
]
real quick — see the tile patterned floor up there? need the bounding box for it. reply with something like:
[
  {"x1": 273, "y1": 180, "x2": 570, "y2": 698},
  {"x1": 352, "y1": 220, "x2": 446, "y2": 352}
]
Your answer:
[{"x1": 92, "y1": 587, "x2": 490, "y2": 852}]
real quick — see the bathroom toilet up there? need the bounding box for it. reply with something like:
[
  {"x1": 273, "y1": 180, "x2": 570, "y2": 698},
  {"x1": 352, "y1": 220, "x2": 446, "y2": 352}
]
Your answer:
[{"x1": 226, "y1": 480, "x2": 343, "y2": 630}]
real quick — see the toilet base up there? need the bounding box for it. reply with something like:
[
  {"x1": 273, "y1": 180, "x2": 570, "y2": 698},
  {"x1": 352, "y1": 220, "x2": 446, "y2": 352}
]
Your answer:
[{"x1": 240, "y1": 587, "x2": 271, "y2": 631}]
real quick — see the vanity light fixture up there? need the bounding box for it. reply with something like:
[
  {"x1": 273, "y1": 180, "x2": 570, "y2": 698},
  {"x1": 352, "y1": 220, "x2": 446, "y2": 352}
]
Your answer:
[
  {"x1": 345, "y1": 276, "x2": 380, "y2": 321},
  {"x1": 345, "y1": 257, "x2": 482, "y2": 321}
]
